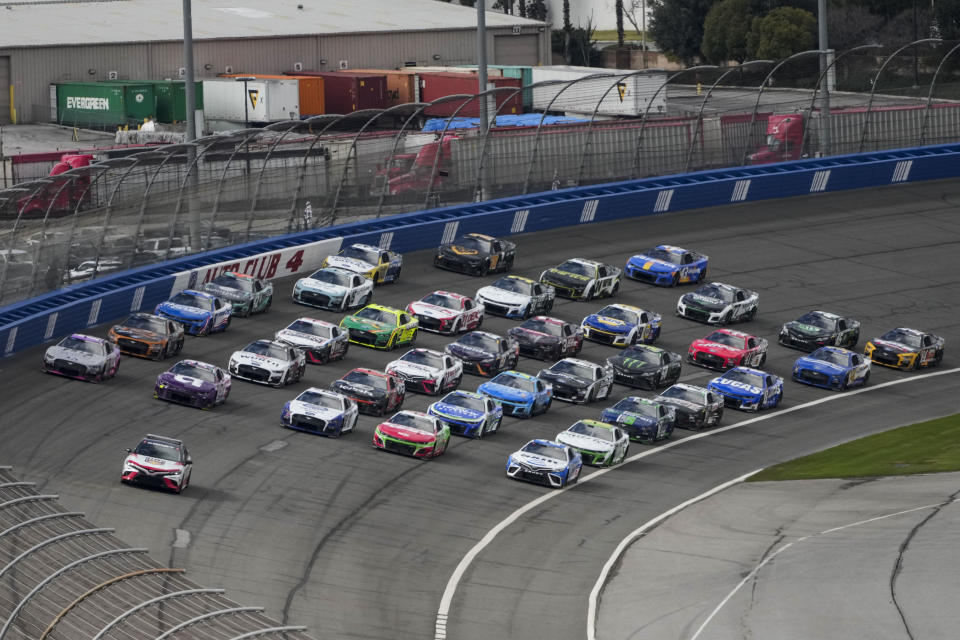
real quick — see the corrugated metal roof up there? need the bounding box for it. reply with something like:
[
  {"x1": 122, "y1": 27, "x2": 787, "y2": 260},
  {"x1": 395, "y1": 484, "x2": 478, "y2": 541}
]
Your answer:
[{"x1": 0, "y1": 0, "x2": 545, "y2": 48}]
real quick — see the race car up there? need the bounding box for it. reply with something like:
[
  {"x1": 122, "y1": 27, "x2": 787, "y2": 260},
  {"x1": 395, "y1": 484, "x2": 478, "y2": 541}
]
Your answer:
[
  {"x1": 793, "y1": 346, "x2": 871, "y2": 391},
  {"x1": 778, "y1": 310, "x2": 861, "y2": 351},
  {"x1": 373, "y1": 410, "x2": 450, "y2": 459},
  {"x1": 322, "y1": 243, "x2": 402, "y2": 284},
  {"x1": 540, "y1": 258, "x2": 621, "y2": 300},
  {"x1": 676, "y1": 282, "x2": 759, "y2": 325},
  {"x1": 478, "y1": 370, "x2": 553, "y2": 419},
  {"x1": 606, "y1": 344, "x2": 683, "y2": 390},
  {"x1": 42, "y1": 334, "x2": 121, "y2": 383},
  {"x1": 154, "y1": 360, "x2": 231, "y2": 409},
  {"x1": 108, "y1": 312, "x2": 185, "y2": 360},
  {"x1": 581, "y1": 303, "x2": 661, "y2": 347},
  {"x1": 428, "y1": 390, "x2": 503, "y2": 438},
  {"x1": 274, "y1": 317, "x2": 349, "y2": 365},
  {"x1": 654, "y1": 383, "x2": 724, "y2": 431},
  {"x1": 864, "y1": 328, "x2": 945, "y2": 370},
  {"x1": 555, "y1": 419, "x2": 629, "y2": 467},
  {"x1": 281, "y1": 387, "x2": 359, "y2": 437},
  {"x1": 291, "y1": 267, "x2": 373, "y2": 311},
  {"x1": 202, "y1": 271, "x2": 273, "y2": 317},
  {"x1": 688, "y1": 328, "x2": 768, "y2": 371},
  {"x1": 434, "y1": 232, "x2": 516, "y2": 275},
  {"x1": 340, "y1": 304, "x2": 418, "y2": 350},
  {"x1": 506, "y1": 439, "x2": 582, "y2": 488},
  {"x1": 475, "y1": 275, "x2": 555, "y2": 319},
  {"x1": 444, "y1": 330, "x2": 519, "y2": 377},
  {"x1": 707, "y1": 366, "x2": 784, "y2": 412},
  {"x1": 330, "y1": 368, "x2": 405, "y2": 416},
  {"x1": 624, "y1": 244, "x2": 708, "y2": 286},
  {"x1": 121, "y1": 434, "x2": 192, "y2": 494},
  {"x1": 155, "y1": 289, "x2": 232, "y2": 336},
  {"x1": 407, "y1": 290, "x2": 483, "y2": 335},
  {"x1": 228, "y1": 339, "x2": 306, "y2": 388},
  {"x1": 386, "y1": 348, "x2": 463, "y2": 395},
  {"x1": 537, "y1": 357, "x2": 615, "y2": 404},
  {"x1": 601, "y1": 396, "x2": 676, "y2": 443},
  {"x1": 507, "y1": 316, "x2": 584, "y2": 361}
]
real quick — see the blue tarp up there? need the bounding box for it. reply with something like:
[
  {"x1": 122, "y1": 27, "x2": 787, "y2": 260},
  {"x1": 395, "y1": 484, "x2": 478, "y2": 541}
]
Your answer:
[{"x1": 422, "y1": 114, "x2": 588, "y2": 132}]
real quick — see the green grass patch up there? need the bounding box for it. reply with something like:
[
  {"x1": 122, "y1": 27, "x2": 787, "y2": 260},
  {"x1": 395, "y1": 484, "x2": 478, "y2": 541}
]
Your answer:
[{"x1": 749, "y1": 414, "x2": 960, "y2": 481}]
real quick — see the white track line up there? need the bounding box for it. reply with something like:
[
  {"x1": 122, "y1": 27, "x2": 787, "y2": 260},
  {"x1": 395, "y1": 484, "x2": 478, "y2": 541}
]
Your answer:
[{"x1": 433, "y1": 365, "x2": 960, "y2": 640}]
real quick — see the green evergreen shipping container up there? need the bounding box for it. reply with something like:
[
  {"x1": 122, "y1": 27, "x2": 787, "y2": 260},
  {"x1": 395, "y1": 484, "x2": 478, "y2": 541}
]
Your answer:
[
  {"x1": 152, "y1": 81, "x2": 203, "y2": 123},
  {"x1": 55, "y1": 82, "x2": 155, "y2": 128}
]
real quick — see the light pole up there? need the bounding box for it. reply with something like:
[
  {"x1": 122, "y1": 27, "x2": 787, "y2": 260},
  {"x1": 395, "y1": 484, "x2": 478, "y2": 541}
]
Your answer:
[{"x1": 235, "y1": 76, "x2": 256, "y2": 174}]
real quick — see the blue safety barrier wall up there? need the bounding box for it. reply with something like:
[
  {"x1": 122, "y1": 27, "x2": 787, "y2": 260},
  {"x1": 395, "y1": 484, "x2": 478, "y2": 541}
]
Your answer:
[{"x1": 2, "y1": 144, "x2": 958, "y2": 358}]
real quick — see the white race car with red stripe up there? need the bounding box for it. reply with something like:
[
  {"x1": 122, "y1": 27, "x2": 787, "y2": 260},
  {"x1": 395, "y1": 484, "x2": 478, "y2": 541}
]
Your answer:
[{"x1": 406, "y1": 290, "x2": 484, "y2": 335}]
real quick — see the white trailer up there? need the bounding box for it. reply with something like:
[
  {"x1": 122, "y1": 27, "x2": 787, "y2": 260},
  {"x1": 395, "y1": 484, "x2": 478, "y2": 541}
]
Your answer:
[
  {"x1": 201, "y1": 79, "x2": 300, "y2": 124},
  {"x1": 530, "y1": 66, "x2": 668, "y2": 117}
]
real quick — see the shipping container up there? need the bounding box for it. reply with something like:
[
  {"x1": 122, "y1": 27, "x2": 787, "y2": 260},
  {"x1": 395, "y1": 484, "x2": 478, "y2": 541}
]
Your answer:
[
  {"x1": 530, "y1": 66, "x2": 668, "y2": 117},
  {"x1": 54, "y1": 82, "x2": 156, "y2": 128},
  {"x1": 417, "y1": 72, "x2": 522, "y2": 118},
  {"x1": 222, "y1": 74, "x2": 324, "y2": 116},
  {"x1": 292, "y1": 71, "x2": 388, "y2": 114},
  {"x1": 344, "y1": 69, "x2": 418, "y2": 108},
  {"x1": 98, "y1": 80, "x2": 203, "y2": 124},
  {"x1": 458, "y1": 64, "x2": 533, "y2": 110},
  {"x1": 201, "y1": 78, "x2": 300, "y2": 123}
]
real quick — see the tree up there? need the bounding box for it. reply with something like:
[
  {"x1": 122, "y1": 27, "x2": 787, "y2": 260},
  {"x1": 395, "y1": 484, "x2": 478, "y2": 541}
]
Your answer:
[
  {"x1": 616, "y1": 0, "x2": 625, "y2": 47},
  {"x1": 648, "y1": 0, "x2": 715, "y2": 65},
  {"x1": 526, "y1": 0, "x2": 548, "y2": 21},
  {"x1": 702, "y1": 0, "x2": 755, "y2": 64},
  {"x1": 747, "y1": 6, "x2": 817, "y2": 60},
  {"x1": 933, "y1": 0, "x2": 960, "y2": 39}
]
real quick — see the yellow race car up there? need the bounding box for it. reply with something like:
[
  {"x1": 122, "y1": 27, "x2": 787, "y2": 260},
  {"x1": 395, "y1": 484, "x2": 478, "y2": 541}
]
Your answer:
[
  {"x1": 864, "y1": 327, "x2": 945, "y2": 370},
  {"x1": 322, "y1": 243, "x2": 402, "y2": 284},
  {"x1": 340, "y1": 304, "x2": 418, "y2": 350}
]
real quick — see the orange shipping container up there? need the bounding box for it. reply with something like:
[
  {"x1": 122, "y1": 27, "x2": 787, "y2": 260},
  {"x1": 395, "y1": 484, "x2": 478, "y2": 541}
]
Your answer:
[{"x1": 220, "y1": 73, "x2": 325, "y2": 116}]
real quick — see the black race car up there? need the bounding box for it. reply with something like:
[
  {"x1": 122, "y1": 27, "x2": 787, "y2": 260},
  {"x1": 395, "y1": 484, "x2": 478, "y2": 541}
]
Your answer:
[
  {"x1": 779, "y1": 310, "x2": 860, "y2": 351},
  {"x1": 435, "y1": 233, "x2": 516, "y2": 276},
  {"x1": 606, "y1": 344, "x2": 682, "y2": 390},
  {"x1": 508, "y1": 316, "x2": 584, "y2": 361},
  {"x1": 864, "y1": 328, "x2": 945, "y2": 370},
  {"x1": 329, "y1": 368, "x2": 405, "y2": 417},
  {"x1": 444, "y1": 330, "x2": 519, "y2": 377},
  {"x1": 654, "y1": 383, "x2": 724, "y2": 431},
  {"x1": 537, "y1": 358, "x2": 615, "y2": 404}
]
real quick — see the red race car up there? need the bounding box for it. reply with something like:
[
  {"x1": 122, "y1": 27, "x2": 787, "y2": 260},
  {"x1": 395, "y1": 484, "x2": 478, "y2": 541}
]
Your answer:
[
  {"x1": 407, "y1": 290, "x2": 484, "y2": 335},
  {"x1": 688, "y1": 328, "x2": 767, "y2": 371}
]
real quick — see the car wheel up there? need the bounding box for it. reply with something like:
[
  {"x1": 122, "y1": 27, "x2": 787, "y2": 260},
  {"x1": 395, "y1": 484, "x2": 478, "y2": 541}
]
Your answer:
[
  {"x1": 759, "y1": 352, "x2": 767, "y2": 367},
  {"x1": 746, "y1": 307, "x2": 757, "y2": 322},
  {"x1": 862, "y1": 370, "x2": 870, "y2": 386},
  {"x1": 375, "y1": 401, "x2": 386, "y2": 417},
  {"x1": 450, "y1": 319, "x2": 460, "y2": 335},
  {"x1": 449, "y1": 374, "x2": 462, "y2": 391},
  {"x1": 475, "y1": 315, "x2": 483, "y2": 330},
  {"x1": 545, "y1": 299, "x2": 554, "y2": 313},
  {"x1": 265, "y1": 295, "x2": 273, "y2": 310},
  {"x1": 522, "y1": 305, "x2": 532, "y2": 320},
  {"x1": 242, "y1": 303, "x2": 252, "y2": 318},
  {"x1": 671, "y1": 272, "x2": 680, "y2": 287},
  {"x1": 610, "y1": 281, "x2": 620, "y2": 297},
  {"x1": 720, "y1": 311, "x2": 731, "y2": 325},
  {"x1": 480, "y1": 260, "x2": 490, "y2": 276},
  {"x1": 224, "y1": 315, "x2": 232, "y2": 330},
  {"x1": 697, "y1": 268, "x2": 707, "y2": 283},
  {"x1": 361, "y1": 291, "x2": 373, "y2": 306}
]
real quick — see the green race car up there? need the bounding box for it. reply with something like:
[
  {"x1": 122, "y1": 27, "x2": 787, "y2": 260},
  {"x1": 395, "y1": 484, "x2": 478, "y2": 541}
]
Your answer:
[
  {"x1": 340, "y1": 303, "x2": 419, "y2": 350},
  {"x1": 202, "y1": 271, "x2": 273, "y2": 317}
]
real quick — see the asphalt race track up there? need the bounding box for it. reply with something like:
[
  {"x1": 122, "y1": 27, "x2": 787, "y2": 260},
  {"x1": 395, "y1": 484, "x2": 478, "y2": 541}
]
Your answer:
[{"x1": 2, "y1": 179, "x2": 959, "y2": 640}]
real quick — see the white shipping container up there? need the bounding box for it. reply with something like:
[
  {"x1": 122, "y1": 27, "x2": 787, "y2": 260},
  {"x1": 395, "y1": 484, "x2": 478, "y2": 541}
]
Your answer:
[
  {"x1": 201, "y1": 79, "x2": 300, "y2": 123},
  {"x1": 530, "y1": 66, "x2": 668, "y2": 117}
]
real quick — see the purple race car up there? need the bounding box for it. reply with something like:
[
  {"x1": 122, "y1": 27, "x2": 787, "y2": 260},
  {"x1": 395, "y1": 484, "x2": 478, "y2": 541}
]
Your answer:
[{"x1": 154, "y1": 359, "x2": 232, "y2": 409}]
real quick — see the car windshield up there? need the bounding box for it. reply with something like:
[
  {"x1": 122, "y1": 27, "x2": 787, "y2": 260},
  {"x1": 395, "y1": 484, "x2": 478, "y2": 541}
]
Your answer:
[
  {"x1": 122, "y1": 315, "x2": 167, "y2": 333},
  {"x1": 812, "y1": 349, "x2": 851, "y2": 366},
  {"x1": 490, "y1": 373, "x2": 536, "y2": 392},
  {"x1": 620, "y1": 347, "x2": 660, "y2": 364},
  {"x1": 343, "y1": 370, "x2": 387, "y2": 390},
  {"x1": 612, "y1": 398, "x2": 659, "y2": 418},
  {"x1": 341, "y1": 245, "x2": 379, "y2": 264},
  {"x1": 491, "y1": 277, "x2": 533, "y2": 295},
  {"x1": 285, "y1": 320, "x2": 333, "y2": 338},
  {"x1": 441, "y1": 393, "x2": 485, "y2": 411},
  {"x1": 555, "y1": 260, "x2": 595, "y2": 277},
  {"x1": 519, "y1": 318, "x2": 562, "y2": 336},
  {"x1": 520, "y1": 441, "x2": 566, "y2": 461},
  {"x1": 134, "y1": 440, "x2": 180, "y2": 462},
  {"x1": 722, "y1": 370, "x2": 764, "y2": 388},
  {"x1": 661, "y1": 386, "x2": 704, "y2": 404},
  {"x1": 549, "y1": 360, "x2": 594, "y2": 379},
  {"x1": 597, "y1": 306, "x2": 638, "y2": 323},
  {"x1": 457, "y1": 333, "x2": 498, "y2": 351},
  {"x1": 567, "y1": 421, "x2": 615, "y2": 441},
  {"x1": 243, "y1": 341, "x2": 289, "y2": 360},
  {"x1": 168, "y1": 362, "x2": 216, "y2": 382},
  {"x1": 451, "y1": 236, "x2": 491, "y2": 252},
  {"x1": 693, "y1": 284, "x2": 734, "y2": 302},
  {"x1": 353, "y1": 307, "x2": 397, "y2": 325},
  {"x1": 296, "y1": 390, "x2": 342, "y2": 410},
  {"x1": 880, "y1": 329, "x2": 922, "y2": 348},
  {"x1": 388, "y1": 413, "x2": 436, "y2": 433},
  {"x1": 168, "y1": 292, "x2": 213, "y2": 310},
  {"x1": 795, "y1": 312, "x2": 835, "y2": 330},
  {"x1": 641, "y1": 248, "x2": 683, "y2": 264},
  {"x1": 420, "y1": 292, "x2": 459, "y2": 309},
  {"x1": 210, "y1": 273, "x2": 254, "y2": 291},
  {"x1": 308, "y1": 269, "x2": 352, "y2": 286},
  {"x1": 59, "y1": 336, "x2": 105, "y2": 354},
  {"x1": 705, "y1": 331, "x2": 745, "y2": 349},
  {"x1": 401, "y1": 350, "x2": 444, "y2": 368}
]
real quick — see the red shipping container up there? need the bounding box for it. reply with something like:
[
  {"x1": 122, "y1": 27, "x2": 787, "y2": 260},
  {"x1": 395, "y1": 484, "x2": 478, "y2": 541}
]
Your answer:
[
  {"x1": 417, "y1": 72, "x2": 522, "y2": 118},
  {"x1": 292, "y1": 71, "x2": 388, "y2": 114}
]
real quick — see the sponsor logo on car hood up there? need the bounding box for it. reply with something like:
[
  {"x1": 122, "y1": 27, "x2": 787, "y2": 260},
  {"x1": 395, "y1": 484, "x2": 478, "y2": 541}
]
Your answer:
[
  {"x1": 509, "y1": 327, "x2": 553, "y2": 342},
  {"x1": 431, "y1": 402, "x2": 484, "y2": 421},
  {"x1": 158, "y1": 303, "x2": 209, "y2": 319},
  {"x1": 204, "y1": 284, "x2": 247, "y2": 301},
  {"x1": 544, "y1": 269, "x2": 590, "y2": 285},
  {"x1": 656, "y1": 396, "x2": 701, "y2": 411},
  {"x1": 157, "y1": 372, "x2": 216, "y2": 392},
  {"x1": 447, "y1": 343, "x2": 493, "y2": 360},
  {"x1": 787, "y1": 322, "x2": 829, "y2": 336},
  {"x1": 586, "y1": 315, "x2": 631, "y2": 332},
  {"x1": 46, "y1": 346, "x2": 106, "y2": 365},
  {"x1": 387, "y1": 361, "x2": 440, "y2": 378},
  {"x1": 477, "y1": 286, "x2": 530, "y2": 306},
  {"x1": 873, "y1": 339, "x2": 913, "y2": 353},
  {"x1": 511, "y1": 451, "x2": 565, "y2": 470},
  {"x1": 288, "y1": 400, "x2": 343, "y2": 420},
  {"x1": 298, "y1": 278, "x2": 348, "y2": 296},
  {"x1": 409, "y1": 302, "x2": 456, "y2": 319},
  {"x1": 541, "y1": 371, "x2": 590, "y2": 388},
  {"x1": 604, "y1": 408, "x2": 657, "y2": 426},
  {"x1": 609, "y1": 356, "x2": 657, "y2": 373},
  {"x1": 345, "y1": 317, "x2": 392, "y2": 332},
  {"x1": 126, "y1": 454, "x2": 182, "y2": 473},
  {"x1": 798, "y1": 357, "x2": 849, "y2": 373},
  {"x1": 231, "y1": 351, "x2": 286, "y2": 370},
  {"x1": 684, "y1": 294, "x2": 725, "y2": 309},
  {"x1": 632, "y1": 256, "x2": 675, "y2": 272},
  {"x1": 480, "y1": 382, "x2": 534, "y2": 403},
  {"x1": 557, "y1": 431, "x2": 614, "y2": 452},
  {"x1": 327, "y1": 256, "x2": 375, "y2": 273},
  {"x1": 377, "y1": 422, "x2": 435, "y2": 443},
  {"x1": 112, "y1": 327, "x2": 162, "y2": 341},
  {"x1": 276, "y1": 329, "x2": 329, "y2": 347},
  {"x1": 712, "y1": 379, "x2": 762, "y2": 395},
  {"x1": 692, "y1": 340, "x2": 741, "y2": 357}
]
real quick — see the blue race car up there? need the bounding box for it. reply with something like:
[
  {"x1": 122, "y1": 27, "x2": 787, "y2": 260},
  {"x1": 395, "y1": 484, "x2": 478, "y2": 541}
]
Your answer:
[
  {"x1": 478, "y1": 370, "x2": 553, "y2": 419},
  {"x1": 281, "y1": 387, "x2": 359, "y2": 437},
  {"x1": 580, "y1": 303, "x2": 661, "y2": 347},
  {"x1": 793, "y1": 346, "x2": 871, "y2": 391},
  {"x1": 601, "y1": 396, "x2": 676, "y2": 443},
  {"x1": 707, "y1": 366, "x2": 783, "y2": 412},
  {"x1": 624, "y1": 244, "x2": 708, "y2": 286},
  {"x1": 428, "y1": 390, "x2": 503, "y2": 438},
  {"x1": 506, "y1": 439, "x2": 582, "y2": 488},
  {"x1": 155, "y1": 289, "x2": 232, "y2": 336}
]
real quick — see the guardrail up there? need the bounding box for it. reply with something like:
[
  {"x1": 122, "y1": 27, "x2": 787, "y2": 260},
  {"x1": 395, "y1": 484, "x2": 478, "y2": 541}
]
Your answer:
[{"x1": 2, "y1": 143, "x2": 958, "y2": 357}]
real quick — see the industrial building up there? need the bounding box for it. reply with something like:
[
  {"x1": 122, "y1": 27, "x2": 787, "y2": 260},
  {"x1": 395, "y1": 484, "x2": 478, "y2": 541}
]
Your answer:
[{"x1": 0, "y1": 0, "x2": 550, "y2": 125}]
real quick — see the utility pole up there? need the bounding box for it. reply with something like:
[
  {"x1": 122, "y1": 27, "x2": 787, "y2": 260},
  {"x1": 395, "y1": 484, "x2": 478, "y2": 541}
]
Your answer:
[
  {"x1": 182, "y1": 0, "x2": 201, "y2": 253},
  {"x1": 476, "y1": 0, "x2": 489, "y2": 201},
  {"x1": 817, "y1": 0, "x2": 831, "y2": 157}
]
